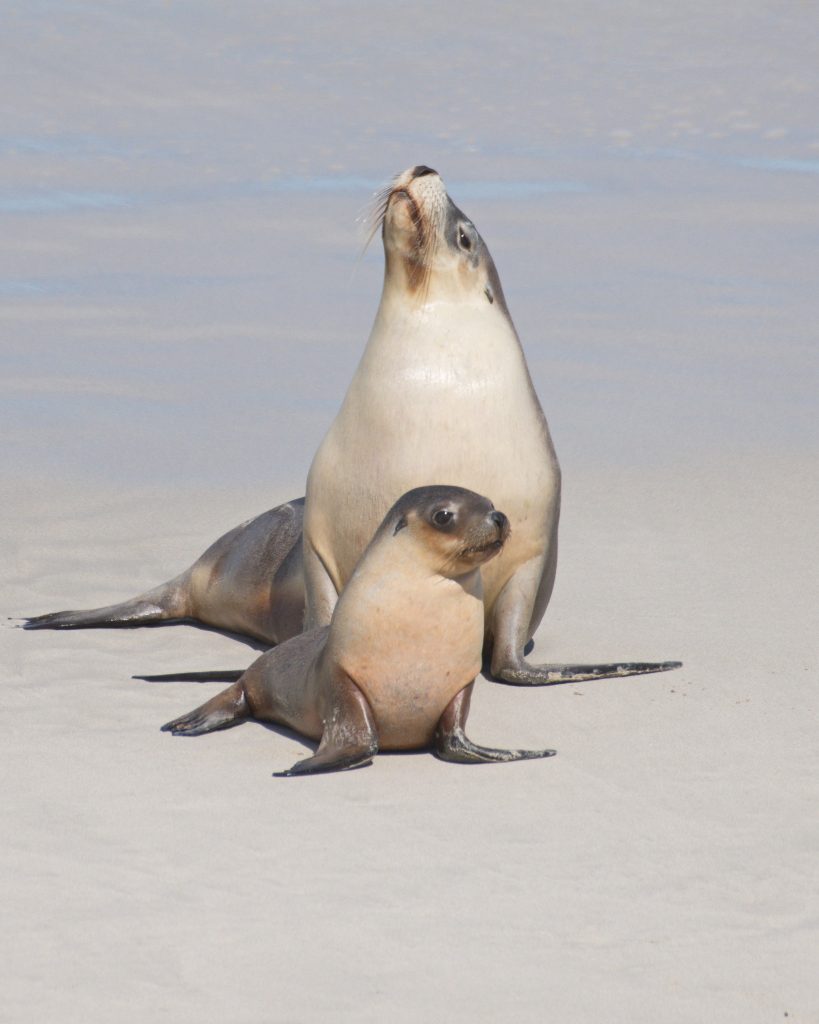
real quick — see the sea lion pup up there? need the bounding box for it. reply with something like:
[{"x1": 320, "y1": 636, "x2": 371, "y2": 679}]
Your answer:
[{"x1": 161, "y1": 487, "x2": 556, "y2": 776}]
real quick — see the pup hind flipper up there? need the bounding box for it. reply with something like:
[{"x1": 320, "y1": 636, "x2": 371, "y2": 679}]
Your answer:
[{"x1": 161, "y1": 682, "x2": 248, "y2": 736}]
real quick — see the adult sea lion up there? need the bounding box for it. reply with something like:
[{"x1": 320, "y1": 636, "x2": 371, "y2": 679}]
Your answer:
[
  {"x1": 162, "y1": 487, "x2": 555, "y2": 775},
  {"x1": 303, "y1": 165, "x2": 677, "y2": 683},
  {"x1": 23, "y1": 165, "x2": 679, "y2": 686}
]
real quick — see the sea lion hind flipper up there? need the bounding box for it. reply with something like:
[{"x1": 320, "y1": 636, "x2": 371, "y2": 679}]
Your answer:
[
  {"x1": 274, "y1": 672, "x2": 378, "y2": 777},
  {"x1": 434, "y1": 683, "x2": 556, "y2": 765},
  {"x1": 22, "y1": 578, "x2": 189, "y2": 631},
  {"x1": 161, "y1": 682, "x2": 249, "y2": 736},
  {"x1": 492, "y1": 660, "x2": 682, "y2": 686}
]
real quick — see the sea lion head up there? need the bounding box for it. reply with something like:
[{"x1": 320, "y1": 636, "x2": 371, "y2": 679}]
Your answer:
[
  {"x1": 385, "y1": 485, "x2": 510, "y2": 578},
  {"x1": 374, "y1": 165, "x2": 509, "y2": 312}
]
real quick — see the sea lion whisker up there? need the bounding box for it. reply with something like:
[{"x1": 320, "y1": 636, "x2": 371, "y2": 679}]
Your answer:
[
  {"x1": 413, "y1": 219, "x2": 439, "y2": 305},
  {"x1": 359, "y1": 183, "x2": 393, "y2": 256},
  {"x1": 418, "y1": 194, "x2": 449, "y2": 304}
]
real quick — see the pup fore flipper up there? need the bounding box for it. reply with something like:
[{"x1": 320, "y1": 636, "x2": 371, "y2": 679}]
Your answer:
[
  {"x1": 274, "y1": 671, "x2": 377, "y2": 777},
  {"x1": 434, "y1": 682, "x2": 556, "y2": 765}
]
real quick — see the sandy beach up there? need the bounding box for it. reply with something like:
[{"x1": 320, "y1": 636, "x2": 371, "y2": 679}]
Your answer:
[{"x1": 2, "y1": 3, "x2": 817, "y2": 1022}]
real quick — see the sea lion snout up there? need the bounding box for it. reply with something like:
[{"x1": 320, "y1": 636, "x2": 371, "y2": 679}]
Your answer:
[
  {"x1": 490, "y1": 510, "x2": 509, "y2": 535},
  {"x1": 451, "y1": 502, "x2": 511, "y2": 566},
  {"x1": 484, "y1": 507, "x2": 511, "y2": 551},
  {"x1": 391, "y1": 164, "x2": 440, "y2": 191}
]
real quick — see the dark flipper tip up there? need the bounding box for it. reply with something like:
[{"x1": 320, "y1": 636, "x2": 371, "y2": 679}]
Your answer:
[
  {"x1": 160, "y1": 718, "x2": 203, "y2": 736},
  {"x1": 21, "y1": 614, "x2": 59, "y2": 630}
]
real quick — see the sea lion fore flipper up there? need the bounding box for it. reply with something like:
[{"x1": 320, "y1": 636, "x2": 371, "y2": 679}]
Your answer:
[
  {"x1": 491, "y1": 659, "x2": 683, "y2": 686},
  {"x1": 274, "y1": 670, "x2": 378, "y2": 777},
  {"x1": 489, "y1": 555, "x2": 681, "y2": 685},
  {"x1": 302, "y1": 536, "x2": 341, "y2": 632},
  {"x1": 433, "y1": 683, "x2": 556, "y2": 764}
]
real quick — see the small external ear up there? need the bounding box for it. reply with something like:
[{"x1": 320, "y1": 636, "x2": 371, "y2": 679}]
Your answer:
[
  {"x1": 393, "y1": 516, "x2": 408, "y2": 535},
  {"x1": 484, "y1": 285, "x2": 494, "y2": 304}
]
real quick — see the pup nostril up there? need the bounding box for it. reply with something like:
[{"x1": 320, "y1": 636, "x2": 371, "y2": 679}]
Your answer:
[
  {"x1": 411, "y1": 165, "x2": 437, "y2": 179},
  {"x1": 491, "y1": 510, "x2": 508, "y2": 531}
]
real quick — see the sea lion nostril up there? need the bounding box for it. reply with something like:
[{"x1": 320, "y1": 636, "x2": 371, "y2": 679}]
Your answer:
[
  {"x1": 491, "y1": 511, "x2": 509, "y2": 532},
  {"x1": 411, "y1": 165, "x2": 437, "y2": 179}
]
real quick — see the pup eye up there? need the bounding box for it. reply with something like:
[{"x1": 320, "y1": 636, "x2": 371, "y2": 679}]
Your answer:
[
  {"x1": 458, "y1": 226, "x2": 472, "y2": 251},
  {"x1": 433, "y1": 509, "x2": 454, "y2": 526}
]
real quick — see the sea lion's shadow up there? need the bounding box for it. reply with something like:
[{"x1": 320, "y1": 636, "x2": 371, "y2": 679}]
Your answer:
[
  {"x1": 251, "y1": 719, "x2": 318, "y2": 751},
  {"x1": 133, "y1": 617, "x2": 269, "y2": 652}
]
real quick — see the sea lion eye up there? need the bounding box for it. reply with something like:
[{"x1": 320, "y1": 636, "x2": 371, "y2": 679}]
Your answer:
[
  {"x1": 433, "y1": 509, "x2": 454, "y2": 527},
  {"x1": 458, "y1": 226, "x2": 472, "y2": 251}
]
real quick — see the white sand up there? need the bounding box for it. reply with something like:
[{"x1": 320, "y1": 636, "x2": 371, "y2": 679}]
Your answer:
[{"x1": 2, "y1": 3, "x2": 817, "y2": 1022}]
